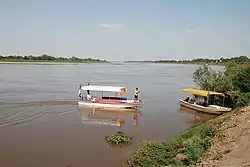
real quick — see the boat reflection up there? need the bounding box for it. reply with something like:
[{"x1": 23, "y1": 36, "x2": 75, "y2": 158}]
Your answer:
[
  {"x1": 77, "y1": 106, "x2": 142, "y2": 127},
  {"x1": 179, "y1": 106, "x2": 216, "y2": 125},
  {"x1": 108, "y1": 143, "x2": 131, "y2": 148}
]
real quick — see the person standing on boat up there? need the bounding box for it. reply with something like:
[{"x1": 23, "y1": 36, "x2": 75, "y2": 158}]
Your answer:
[
  {"x1": 78, "y1": 84, "x2": 83, "y2": 100},
  {"x1": 87, "y1": 82, "x2": 90, "y2": 95},
  {"x1": 86, "y1": 82, "x2": 92, "y2": 100},
  {"x1": 86, "y1": 92, "x2": 91, "y2": 100},
  {"x1": 134, "y1": 88, "x2": 140, "y2": 101}
]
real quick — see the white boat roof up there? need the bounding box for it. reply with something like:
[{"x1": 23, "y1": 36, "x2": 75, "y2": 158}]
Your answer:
[{"x1": 81, "y1": 85, "x2": 126, "y2": 92}]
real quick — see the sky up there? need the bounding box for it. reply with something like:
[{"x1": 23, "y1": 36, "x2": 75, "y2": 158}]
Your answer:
[{"x1": 0, "y1": 0, "x2": 250, "y2": 61}]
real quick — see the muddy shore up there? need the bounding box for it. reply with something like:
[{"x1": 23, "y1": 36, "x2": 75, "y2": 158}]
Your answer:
[{"x1": 191, "y1": 106, "x2": 250, "y2": 167}]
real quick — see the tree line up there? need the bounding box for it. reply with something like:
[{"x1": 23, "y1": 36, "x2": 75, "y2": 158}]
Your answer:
[
  {"x1": 125, "y1": 56, "x2": 250, "y2": 65},
  {"x1": 0, "y1": 54, "x2": 108, "y2": 63},
  {"x1": 156, "y1": 56, "x2": 250, "y2": 64}
]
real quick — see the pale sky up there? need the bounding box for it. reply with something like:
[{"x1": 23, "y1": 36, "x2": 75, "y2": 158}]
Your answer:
[{"x1": 0, "y1": 0, "x2": 250, "y2": 61}]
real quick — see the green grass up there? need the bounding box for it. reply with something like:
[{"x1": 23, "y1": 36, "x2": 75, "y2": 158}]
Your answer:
[{"x1": 124, "y1": 113, "x2": 233, "y2": 167}]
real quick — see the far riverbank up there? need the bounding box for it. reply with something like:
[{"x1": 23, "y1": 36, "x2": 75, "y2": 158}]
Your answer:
[{"x1": 0, "y1": 61, "x2": 110, "y2": 65}]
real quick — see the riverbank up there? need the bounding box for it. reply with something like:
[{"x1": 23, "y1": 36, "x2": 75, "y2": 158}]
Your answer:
[
  {"x1": 124, "y1": 56, "x2": 250, "y2": 66},
  {"x1": 124, "y1": 61, "x2": 225, "y2": 65},
  {"x1": 192, "y1": 106, "x2": 250, "y2": 167},
  {"x1": 124, "y1": 61, "x2": 250, "y2": 67},
  {"x1": 125, "y1": 107, "x2": 250, "y2": 167},
  {"x1": 0, "y1": 55, "x2": 109, "y2": 64},
  {"x1": 0, "y1": 61, "x2": 110, "y2": 65}
]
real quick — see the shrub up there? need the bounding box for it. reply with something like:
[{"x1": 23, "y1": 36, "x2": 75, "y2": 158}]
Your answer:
[
  {"x1": 233, "y1": 67, "x2": 250, "y2": 93},
  {"x1": 105, "y1": 131, "x2": 133, "y2": 145},
  {"x1": 235, "y1": 92, "x2": 250, "y2": 107}
]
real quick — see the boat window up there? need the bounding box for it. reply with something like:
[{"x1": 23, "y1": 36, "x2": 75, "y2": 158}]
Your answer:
[{"x1": 102, "y1": 96, "x2": 127, "y2": 100}]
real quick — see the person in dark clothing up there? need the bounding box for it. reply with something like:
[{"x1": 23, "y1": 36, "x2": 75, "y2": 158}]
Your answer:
[
  {"x1": 87, "y1": 82, "x2": 90, "y2": 95},
  {"x1": 134, "y1": 88, "x2": 140, "y2": 101},
  {"x1": 184, "y1": 96, "x2": 190, "y2": 102}
]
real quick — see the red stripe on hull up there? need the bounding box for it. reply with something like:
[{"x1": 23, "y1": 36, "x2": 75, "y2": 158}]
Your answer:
[{"x1": 84, "y1": 98, "x2": 142, "y2": 105}]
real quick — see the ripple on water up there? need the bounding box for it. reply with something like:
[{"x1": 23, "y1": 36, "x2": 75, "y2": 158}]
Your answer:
[{"x1": 0, "y1": 100, "x2": 77, "y2": 128}]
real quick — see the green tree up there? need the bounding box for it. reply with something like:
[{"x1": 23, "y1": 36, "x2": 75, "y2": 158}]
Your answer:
[
  {"x1": 233, "y1": 67, "x2": 250, "y2": 93},
  {"x1": 193, "y1": 62, "x2": 250, "y2": 108},
  {"x1": 233, "y1": 56, "x2": 249, "y2": 64}
]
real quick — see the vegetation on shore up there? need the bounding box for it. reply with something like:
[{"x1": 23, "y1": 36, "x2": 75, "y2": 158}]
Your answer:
[
  {"x1": 125, "y1": 56, "x2": 250, "y2": 65},
  {"x1": 191, "y1": 107, "x2": 250, "y2": 167},
  {"x1": 125, "y1": 59, "x2": 250, "y2": 167},
  {"x1": 193, "y1": 61, "x2": 250, "y2": 109},
  {"x1": 105, "y1": 131, "x2": 133, "y2": 145},
  {"x1": 125, "y1": 114, "x2": 230, "y2": 167},
  {"x1": 0, "y1": 54, "x2": 108, "y2": 63}
]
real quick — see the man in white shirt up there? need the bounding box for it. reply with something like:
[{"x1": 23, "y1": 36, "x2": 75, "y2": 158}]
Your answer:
[{"x1": 87, "y1": 93, "x2": 91, "y2": 100}]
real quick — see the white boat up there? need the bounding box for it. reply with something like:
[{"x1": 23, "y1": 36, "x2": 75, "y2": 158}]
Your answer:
[
  {"x1": 77, "y1": 85, "x2": 143, "y2": 109},
  {"x1": 180, "y1": 88, "x2": 232, "y2": 115}
]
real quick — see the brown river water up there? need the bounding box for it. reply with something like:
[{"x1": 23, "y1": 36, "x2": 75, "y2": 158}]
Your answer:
[{"x1": 0, "y1": 63, "x2": 223, "y2": 167}]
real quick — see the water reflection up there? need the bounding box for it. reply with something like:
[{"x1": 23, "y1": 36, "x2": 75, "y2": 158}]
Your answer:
[
  {"x1": 179, "y1": 106, "x2": 216, "y2": 125},
  {"x1": 108, "y1": 143, "x2": 131, "y2": 148},
  {"x1": 77, "y1": 107, "x2": 142, "y2": 128}
]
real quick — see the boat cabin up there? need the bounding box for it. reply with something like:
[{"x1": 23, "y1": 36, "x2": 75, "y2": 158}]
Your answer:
[
  {"x1": 79, "y1": 85, "x2": 129, "y2": 101},
  {"x1": 182, "y1": 88, "x2": 226, "y2": 107}
]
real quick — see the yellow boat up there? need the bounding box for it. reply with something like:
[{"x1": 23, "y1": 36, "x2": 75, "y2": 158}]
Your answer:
[{"x1": 180, "y1": 88, "x2": 232, "y2": 115}]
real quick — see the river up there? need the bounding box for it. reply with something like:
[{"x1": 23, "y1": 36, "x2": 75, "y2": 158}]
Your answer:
[{"x1": 0, "y1": 63, "x2": 222, "y2": 167}]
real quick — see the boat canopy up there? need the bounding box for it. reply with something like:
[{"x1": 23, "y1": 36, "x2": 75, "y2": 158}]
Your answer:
[
  {"x1": 182, "y1": 88, "x2": 225, "y2": 97},
  {"x1": 81, "y1": 85, "x2": 127, "y2": 93}
]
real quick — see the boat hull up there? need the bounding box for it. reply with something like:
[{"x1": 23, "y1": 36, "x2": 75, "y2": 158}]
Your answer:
[
  {"x1": 78, "y1": 99, "x2": 142, "y2": 109},
  {"x1": 180, "y1": 99, "x2": 232, "y2": 115}
]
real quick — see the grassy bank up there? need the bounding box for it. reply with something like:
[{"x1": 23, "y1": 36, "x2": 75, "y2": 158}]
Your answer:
[{"x1": 125, "y1": 110, "x2": 238, "y2": 167}]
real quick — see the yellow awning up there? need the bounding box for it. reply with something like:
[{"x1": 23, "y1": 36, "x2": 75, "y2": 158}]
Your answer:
[{"x1": 182, "y1": 88, "x2": 225, "y2": 97}]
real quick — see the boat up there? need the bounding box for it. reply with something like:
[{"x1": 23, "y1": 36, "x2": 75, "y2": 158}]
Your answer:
[
  {"x1": 77, "y1": 84, "x2": 143, "y2": 109},
  {"x1": 180, "y1": 88, "x2": 232, "y2": 115}
]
